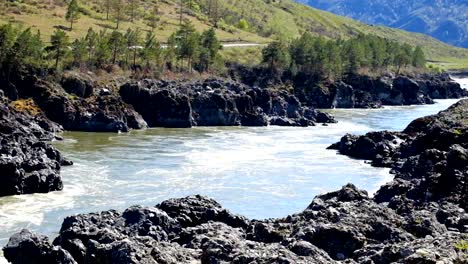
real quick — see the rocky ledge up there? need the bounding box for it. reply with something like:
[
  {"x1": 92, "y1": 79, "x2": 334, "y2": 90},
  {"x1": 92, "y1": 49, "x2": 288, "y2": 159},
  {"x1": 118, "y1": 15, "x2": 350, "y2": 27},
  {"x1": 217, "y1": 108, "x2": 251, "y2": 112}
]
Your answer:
[
  {"x1": 120, "y1": 78, "x2": 335, "y2": 128},
  {"x1": 0, "y1": 93, "x2": 71, "y2": 197}
]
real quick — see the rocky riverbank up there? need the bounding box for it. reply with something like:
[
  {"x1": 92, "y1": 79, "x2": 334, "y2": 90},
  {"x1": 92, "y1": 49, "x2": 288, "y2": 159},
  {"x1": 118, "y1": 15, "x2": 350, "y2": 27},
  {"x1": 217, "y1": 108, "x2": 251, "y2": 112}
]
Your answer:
[
  {"x1": 230, "y1": 65, "x2": 468, "y2": 109},
  {"x1": 0, "y1": 93, "x2": 71, "y2": 197},
  {"x1": 3, "y1": 100, "x2": 467, "y2": 263},
  {"x1": 120, "y1": 78, "x2": 335, "y2": 128},
  {"x1": 3, "y1": 70, "x2": 465, "y2": 133},
  {"x1": 2, "y1": 71, "x2": 335, "y2": 132},
  {"x1": 329, "y1": 99, "x2": 468, "y2": 209}
]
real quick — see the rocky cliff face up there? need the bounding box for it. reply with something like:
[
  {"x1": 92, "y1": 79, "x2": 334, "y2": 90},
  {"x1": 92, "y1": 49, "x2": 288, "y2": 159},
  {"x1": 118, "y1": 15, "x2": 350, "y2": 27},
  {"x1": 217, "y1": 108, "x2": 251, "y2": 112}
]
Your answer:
[{"x1": 0, "y1": 94, "x2": 71, "y2": 197}]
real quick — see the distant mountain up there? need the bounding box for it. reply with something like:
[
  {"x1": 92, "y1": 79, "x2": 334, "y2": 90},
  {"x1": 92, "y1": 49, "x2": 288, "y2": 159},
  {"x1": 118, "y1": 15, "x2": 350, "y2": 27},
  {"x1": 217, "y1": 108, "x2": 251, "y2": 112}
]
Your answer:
[{"x1": 297, "y1": 0, "x2": 468, "y2": 48}]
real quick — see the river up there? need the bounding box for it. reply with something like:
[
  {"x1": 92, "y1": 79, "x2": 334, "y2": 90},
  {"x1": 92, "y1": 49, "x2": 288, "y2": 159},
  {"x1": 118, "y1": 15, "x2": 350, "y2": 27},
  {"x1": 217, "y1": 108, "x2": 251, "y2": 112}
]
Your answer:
[{"x1": 0, "y1": 80, "x2": 465, "y2": 259}]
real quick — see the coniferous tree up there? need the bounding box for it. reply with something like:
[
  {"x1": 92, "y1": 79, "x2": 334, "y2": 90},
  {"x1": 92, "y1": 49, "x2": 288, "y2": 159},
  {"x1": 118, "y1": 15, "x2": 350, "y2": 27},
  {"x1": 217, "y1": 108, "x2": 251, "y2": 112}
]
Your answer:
[
  {"x1": 66, "y1": 0, "x2": 80, "y2": 30},
  {"x1": 50, "y1": 29, "x2": 70, "y2": 69},
  {"x1": 95, "y1": 30, "x2": 111, "y2": 67},
  {"x1": 103, "y1": 0, "x2": 111, "y2": 19},
  {"x1": 125, "y1": 28, "x2": 142, "y2": 68},
  {"x1": 7, "y1": 28, "x2": 43, "y2": 72},
  {"x1": 108, "y1": 30, "x2": 125, "y2": 64},
  {"x1": 141, "y1": 31, "x2": 162, "y2": 70},
  {"x1": 128, "y1": 0, "x2": 137, "y2": 22},
  {"x1": 71, "y1": 38, "x2": 88, "y2": 68},
  {"x1": 175, "y1": 20, "x2": 200, "y2": 71},
  {"x1": 85, "y1": 28, "x2": 98, "y2": 64},
  {"x1": 147, "y1": 4, "x2": 160, "y2": 31},
  {"x1": 198, "y1": 28, "x2": 220, "y2": 71},
  {"x1": 412, "y1": 46, "x2": 426, "y2": 68},
  {"x1": 112, "y1": 0, "x2": 125, "y2": 29},
  {"x1": 262, "y1": 40, "x2": 290, "y2": 72},
  {"x1": 0, "y1": 24, "x2": 18, "y2": 71}
]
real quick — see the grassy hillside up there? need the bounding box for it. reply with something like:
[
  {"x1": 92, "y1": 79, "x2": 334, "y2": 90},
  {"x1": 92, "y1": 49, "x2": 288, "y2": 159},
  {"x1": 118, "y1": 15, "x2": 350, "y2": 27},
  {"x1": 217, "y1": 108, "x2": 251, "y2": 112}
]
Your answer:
[{"x1": 1, "y1": 0, "x2": 467, "y2": 67}]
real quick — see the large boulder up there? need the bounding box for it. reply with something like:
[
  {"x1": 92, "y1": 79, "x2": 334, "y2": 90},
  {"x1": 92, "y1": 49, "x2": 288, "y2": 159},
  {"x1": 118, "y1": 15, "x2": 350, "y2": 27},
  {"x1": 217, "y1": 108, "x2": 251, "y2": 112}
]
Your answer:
[{"x1": 61, "y1": 72, "x2": 94, "y2": 98}]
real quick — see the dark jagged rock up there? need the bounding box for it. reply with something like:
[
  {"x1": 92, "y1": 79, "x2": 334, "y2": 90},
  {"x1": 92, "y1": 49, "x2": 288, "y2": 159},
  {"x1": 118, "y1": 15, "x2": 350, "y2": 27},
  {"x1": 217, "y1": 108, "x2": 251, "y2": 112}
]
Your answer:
[
  {"x1": 296, "y1": 73, "x2": 466, "y2": 109},
  {"x1": 120, "y1": 78, "x2": 335, "y2": 128},
  {"x1": 5, "y1": 184, "x2": 467, "y2": 263},
  {"x1": 156, "y1": 195, "x2": 249, "y2": 228},
  {"x1": 34, "y1": 79, "x2": 147, "y2": 132},
  {"x1": 61, "y1": 72, "x2": 94, "y2": 98},
  {"x1": 0, "y1": 96, "x2": 70, "y2": 197},
  {"x1": 330, "y1": 99, "x2": 468, "y2": 211},
  {"x1": 3, "y1": 229, "x2": 77, "y2": 264}
]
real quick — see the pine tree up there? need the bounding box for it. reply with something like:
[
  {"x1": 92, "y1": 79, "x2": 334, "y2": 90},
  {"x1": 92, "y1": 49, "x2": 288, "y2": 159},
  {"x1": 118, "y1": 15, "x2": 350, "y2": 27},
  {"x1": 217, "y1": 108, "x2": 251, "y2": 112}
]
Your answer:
[
  {"x1": 200, "y1": 28, "x2": 220, "y2": 69},
  {"x1": 95, "y1": 30, "x2": 111, "y2": 67},
  {"x1": 104, "y1": 0, "x2": 111, "y2": 19},
  {"x1": 85, "y1": 28, "x2": 98, "y2": 64},
  {"x1": 141, "y1": 31, "x2": 162, "y2": 69},
  {"x1": 128, "y1": 0, "x2": 137, "y2": 22},
  {"x1": 71, "y1": 38, "x2": 88, "y2": 68},
  {"x1": 50, "y1": 29, "x2": 70, "y2": 69},
  {"x1": 65, "y1": 0, "x2": 80, "y2": 30},
  {"x1": 125, "y1": 28, "x2": 142, "y2": 68},
  {"x1": 108, "y1": 30, "x2": 125, "y2": 64},
  {"x1": 262, "y1": 40, "x2": 290, "y2": 72},
  {"x1": 0, "y1": 24, "x2": 17, "y2": 68},
  {"x1": 147, "y1": 4, "x2": 160, "y2": 31},
  {"x1": 8, "y1": 28, "x2": 43, "y2": 70},
  {"x1": 175, "y1": 20, "x2": 200, "y2": 71},
  {"x1": 412, "y1": 46, "x2": 426, "y2": 68},
  {"x1": 112, "y1": 0, "x2": 125, "y2": 29}
]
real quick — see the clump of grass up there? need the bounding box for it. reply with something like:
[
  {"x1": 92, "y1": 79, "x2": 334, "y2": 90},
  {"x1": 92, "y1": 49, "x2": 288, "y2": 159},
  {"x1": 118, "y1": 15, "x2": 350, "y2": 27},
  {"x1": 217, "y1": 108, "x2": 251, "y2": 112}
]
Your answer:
[
  {"x1": 10, "y1": 99, "x2": 42, "y2": 116},
  {"x1": 455, "y1": 240, "x2": 468, "y2": 251}
]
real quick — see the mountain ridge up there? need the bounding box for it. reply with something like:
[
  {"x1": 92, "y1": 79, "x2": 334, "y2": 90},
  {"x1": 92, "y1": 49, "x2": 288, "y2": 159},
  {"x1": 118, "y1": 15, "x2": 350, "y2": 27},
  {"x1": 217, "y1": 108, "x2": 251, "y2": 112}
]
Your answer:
[{"x1": 297, "y1": 0, "x2": 468, "y2": 48}]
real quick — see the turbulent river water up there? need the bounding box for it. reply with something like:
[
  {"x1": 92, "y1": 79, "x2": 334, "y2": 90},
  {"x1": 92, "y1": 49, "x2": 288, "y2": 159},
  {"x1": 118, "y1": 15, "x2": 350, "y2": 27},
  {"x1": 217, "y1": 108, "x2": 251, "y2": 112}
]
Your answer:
[{"x1": 0, "y1": 79, "x2": 466, "y2": 257}]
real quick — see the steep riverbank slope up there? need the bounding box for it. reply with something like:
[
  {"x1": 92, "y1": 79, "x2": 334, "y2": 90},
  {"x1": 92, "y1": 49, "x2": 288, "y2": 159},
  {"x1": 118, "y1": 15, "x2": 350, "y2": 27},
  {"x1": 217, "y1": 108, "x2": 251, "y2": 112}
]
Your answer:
[
  {"x1": 0, "y1": 94, "x2": 72, "y2": 197},
  {"x1": 3, "y1": 102, "x2": 467, "y2": 263}
]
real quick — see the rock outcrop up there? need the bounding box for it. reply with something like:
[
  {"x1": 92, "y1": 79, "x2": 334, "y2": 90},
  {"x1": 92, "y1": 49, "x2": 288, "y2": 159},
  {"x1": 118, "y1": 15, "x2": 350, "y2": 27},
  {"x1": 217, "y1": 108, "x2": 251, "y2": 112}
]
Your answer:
[
  {"x1": 120, "y1": 78, "x2": 335, "y2": 128},
  {"x1": 0, "y1": 95, "x2": 71, "y2": 197},
  {"x1": 329, "y1": 99, "x2": 468, "y2": 210},
  {"x1": 33, "y1": 79, "x2": 147, "y2": 133},
  {"x1": 4, "y1": 184, "x2": 467, "y2": 263},
  {"x1": 298, "y1": 73, "x2": 467, "y2": 109}
]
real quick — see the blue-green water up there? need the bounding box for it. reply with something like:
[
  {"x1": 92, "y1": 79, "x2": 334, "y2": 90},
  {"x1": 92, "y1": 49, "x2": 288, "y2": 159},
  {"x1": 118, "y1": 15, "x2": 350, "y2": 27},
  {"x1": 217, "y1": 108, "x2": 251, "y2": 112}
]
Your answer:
[{"x1": 0, "y1": 96, "x2": 464, "y2": 258}]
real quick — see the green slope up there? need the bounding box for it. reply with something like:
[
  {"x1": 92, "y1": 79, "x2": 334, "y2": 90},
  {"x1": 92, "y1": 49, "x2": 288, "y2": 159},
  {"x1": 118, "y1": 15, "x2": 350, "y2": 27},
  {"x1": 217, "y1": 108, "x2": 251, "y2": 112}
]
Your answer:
[{"x1": 1, "y1": 0, "x2": 467, "y2": 66}]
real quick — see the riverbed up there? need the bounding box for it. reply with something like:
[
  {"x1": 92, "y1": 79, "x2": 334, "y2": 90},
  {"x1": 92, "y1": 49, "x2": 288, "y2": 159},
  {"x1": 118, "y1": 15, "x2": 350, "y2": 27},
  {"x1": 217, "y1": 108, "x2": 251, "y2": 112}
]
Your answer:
[
  {"x1": 0, "y1": 84, "x2": 465, "y2": 257},
  {"x1": 0, "y1": 100, "x2": 456, "y2": 253}
]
